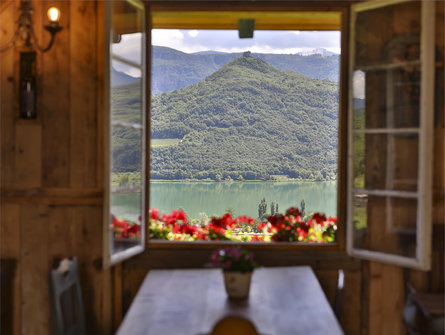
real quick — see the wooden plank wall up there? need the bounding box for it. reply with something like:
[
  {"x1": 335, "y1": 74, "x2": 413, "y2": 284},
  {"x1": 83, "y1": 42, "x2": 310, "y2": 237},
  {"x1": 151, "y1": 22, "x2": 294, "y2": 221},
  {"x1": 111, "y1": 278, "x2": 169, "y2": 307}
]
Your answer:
[
  {"x1": 364, "y1": 3, "x2": 445, "y2": 335},
  {"x1": 0, "y1": 1, "x2": 112, "y2": 334},
  {"x1": 120, "y1": 3, "x2": 444, "y2": 335}
]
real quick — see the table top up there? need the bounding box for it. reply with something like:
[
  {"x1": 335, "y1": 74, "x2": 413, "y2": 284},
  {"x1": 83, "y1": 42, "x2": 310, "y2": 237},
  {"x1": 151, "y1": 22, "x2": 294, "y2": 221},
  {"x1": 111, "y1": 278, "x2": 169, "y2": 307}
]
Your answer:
[{"x1": 116, "y1": 266, "x2": 344, "y2": 335}]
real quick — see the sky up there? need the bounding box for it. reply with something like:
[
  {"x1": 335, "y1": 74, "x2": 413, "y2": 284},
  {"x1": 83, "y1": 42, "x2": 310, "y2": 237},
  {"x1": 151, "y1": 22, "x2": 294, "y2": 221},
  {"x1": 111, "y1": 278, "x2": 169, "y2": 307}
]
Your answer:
[
  {"x1": 151, "y1": 29, "x2": 341, "y2": 55},
  {"x1": 112, "y1": 29, "x2": 341, "y2": 78}
]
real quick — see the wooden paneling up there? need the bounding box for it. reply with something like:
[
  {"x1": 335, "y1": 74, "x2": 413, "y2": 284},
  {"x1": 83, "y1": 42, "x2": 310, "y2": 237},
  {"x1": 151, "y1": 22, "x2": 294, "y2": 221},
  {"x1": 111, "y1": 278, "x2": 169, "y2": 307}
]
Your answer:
[
  {"x1": 0, "y1": 204, "x2": 21, "y2": 334},
  {"x1": 41, "y1": 0, "x2": 71, "y2": 188},
  {"x1": 70, "y1": 0, "x2": 98, "y2": 189},
  {"x1": 366, "y1": 262, "x2": 404, "y2": 335},
  {"x1": 0, "y1": 1, "x2": 110, "y2": 334},
  {"x1": 0, "y1": 1, "x2": 16, "y2": 189},
  {"x1": 20, "y1": 204, "x2": 50, "y2": 335},
  {"x1": 14, "y1": 124, "x2": 42, "y2": 188}
]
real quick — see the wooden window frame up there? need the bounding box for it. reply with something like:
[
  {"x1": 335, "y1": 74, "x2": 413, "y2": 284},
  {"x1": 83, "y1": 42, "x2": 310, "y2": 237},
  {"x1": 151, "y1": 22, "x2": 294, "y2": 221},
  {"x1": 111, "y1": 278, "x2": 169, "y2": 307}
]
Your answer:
[{"x1": 144, "y1": 2, "x2": 350, "y2": 253}]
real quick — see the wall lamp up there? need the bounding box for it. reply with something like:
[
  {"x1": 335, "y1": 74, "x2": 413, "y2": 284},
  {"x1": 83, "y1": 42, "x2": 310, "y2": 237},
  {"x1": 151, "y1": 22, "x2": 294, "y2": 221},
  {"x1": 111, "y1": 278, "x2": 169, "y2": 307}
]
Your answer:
[
  {"x1": 0, "y1": 1, "x2": 63, "y2": 119},
  {"x1": 0, "y1": 0, "x2": 62, "y2": 53}
]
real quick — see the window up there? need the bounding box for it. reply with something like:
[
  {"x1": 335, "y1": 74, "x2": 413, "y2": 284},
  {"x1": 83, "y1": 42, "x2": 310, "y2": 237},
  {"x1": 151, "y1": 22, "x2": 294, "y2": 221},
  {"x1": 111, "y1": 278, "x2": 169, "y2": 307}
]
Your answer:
[
  {"x1": 347, "y1": 0, "x2": 435, "y2": 270},
  {"x1": 105, "y1": 0, "x2": 146, "y2": 265},
  {"x1": 145, "y1": 9, "x2": 347, "y2": 246},
  {"x1": 149, "y1": 28, "x2": 341, "y2": 243},
  {"x1": 104, "y1": 3, "x2": 350, "y2": 267}
]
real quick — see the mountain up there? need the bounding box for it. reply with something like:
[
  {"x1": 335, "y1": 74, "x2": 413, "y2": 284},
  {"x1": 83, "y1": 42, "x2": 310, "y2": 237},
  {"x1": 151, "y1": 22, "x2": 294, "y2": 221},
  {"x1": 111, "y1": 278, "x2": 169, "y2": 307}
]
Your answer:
[
  {"x1": 297, "y1": 48, "x2": 337, "y2": 57},
  {"x1": 151, "y1": 46, "x2": 340, "y2": 94},
  {"x1": 111, "y1": 67, "x2": 139, "y2": 87},
  {"x1": 145, "y1": 55, "x2": 339, "y2": 181}
]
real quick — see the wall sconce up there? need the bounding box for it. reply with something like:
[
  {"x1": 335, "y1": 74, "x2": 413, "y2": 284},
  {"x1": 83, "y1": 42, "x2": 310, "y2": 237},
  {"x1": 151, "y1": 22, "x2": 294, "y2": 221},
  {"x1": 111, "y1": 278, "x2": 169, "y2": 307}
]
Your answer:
[
  {"x1": 0, "y1": 1, "x2": 63, "y2": 119},
  {"x1": 0, "y1": 0, "x2": 63, "y2": 53}
]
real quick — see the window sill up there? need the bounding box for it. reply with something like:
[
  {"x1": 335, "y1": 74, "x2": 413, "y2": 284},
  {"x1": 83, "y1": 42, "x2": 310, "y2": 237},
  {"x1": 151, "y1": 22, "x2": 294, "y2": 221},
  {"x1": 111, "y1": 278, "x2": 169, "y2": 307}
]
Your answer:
[{"x1": 147, "y1": 239, "x2": 342, "y2": 251}]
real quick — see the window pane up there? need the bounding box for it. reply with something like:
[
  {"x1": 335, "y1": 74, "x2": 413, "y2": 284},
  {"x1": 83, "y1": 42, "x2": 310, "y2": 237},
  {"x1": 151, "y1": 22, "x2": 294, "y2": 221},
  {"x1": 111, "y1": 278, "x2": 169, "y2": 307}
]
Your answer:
[
  {"x1": 352, "y1": 66, "x2": 421, "y2": 130},
  {"x1": 111, "y1": 191, "x2": 142, "y2": 253},
  {"x1": 352, "y1": 195, "x2": 417, "y2": 258},
  {"x1": 111, "y1": 127, "x2": 142, "y2": 174},
  {"x1": 111, "y1": 60, "x2": 142, "y2": 125},
  {"x1": 354, "y1": 1, "x2": 420, "y2": 67},
  {"x1": 353, "y1": 133, "x2": 419, "y2": 192},
  {"x1": 108, "y1": 0, "x2": 145, "y2": 261}
]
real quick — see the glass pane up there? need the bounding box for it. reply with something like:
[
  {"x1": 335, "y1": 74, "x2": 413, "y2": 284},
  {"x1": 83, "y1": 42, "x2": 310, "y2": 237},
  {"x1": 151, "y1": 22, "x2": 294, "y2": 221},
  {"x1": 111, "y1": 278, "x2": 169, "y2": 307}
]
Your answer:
[
  {"x1": 109, "y1": 0, "x2": 144, "y2": 259},
  {"x1": 353, "y1": 133, "x2": 418, "y2": 191},
  {"x1": 111, "y1": 127, "x2": 143, "y2": 177},
  {"x1": 354, "y1": 1, "x2": 420, "y2": 67},
  {"x1": 352, "y1": 66, "x2": 421, "y2": 129},
  {"x1": 112, "y1": 1, "x2": 142, "y2": 66},
  {"x1": 110, "y1": 191, "x2": 142, "y2": 254},
  {"x1": 111, "y1": 60, "x2": 142, "y2": 125},
  {"x1": 352, "y1": 195, "x2": 417, "y2": 258}
]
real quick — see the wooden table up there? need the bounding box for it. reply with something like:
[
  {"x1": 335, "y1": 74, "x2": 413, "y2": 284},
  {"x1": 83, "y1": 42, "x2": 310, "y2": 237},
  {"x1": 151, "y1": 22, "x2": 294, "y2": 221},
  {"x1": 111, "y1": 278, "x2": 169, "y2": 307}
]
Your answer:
[{"x1": 116, "y1": 266, "x2": 344, "y2": 335}]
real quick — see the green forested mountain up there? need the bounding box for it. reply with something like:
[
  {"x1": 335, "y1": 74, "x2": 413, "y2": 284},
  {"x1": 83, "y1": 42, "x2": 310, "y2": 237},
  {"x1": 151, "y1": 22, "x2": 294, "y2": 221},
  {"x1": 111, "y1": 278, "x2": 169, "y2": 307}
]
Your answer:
[
  {"x1": 152, "y1": 46, "x2": 339, "y2": 94},
  {"x1": 144, "y1": 56, "x2": 338, "y2": 181}
]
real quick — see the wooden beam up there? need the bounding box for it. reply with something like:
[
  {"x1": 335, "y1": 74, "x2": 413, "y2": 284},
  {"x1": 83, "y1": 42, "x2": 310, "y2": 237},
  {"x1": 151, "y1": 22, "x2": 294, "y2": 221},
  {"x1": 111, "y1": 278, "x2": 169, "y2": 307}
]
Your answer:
[
  {"x1": 151, "y1": 11, "x2": 341, "y2": 30},
  {"x1": 1, "y1": 188, "x2": 103, "y2": 205}
]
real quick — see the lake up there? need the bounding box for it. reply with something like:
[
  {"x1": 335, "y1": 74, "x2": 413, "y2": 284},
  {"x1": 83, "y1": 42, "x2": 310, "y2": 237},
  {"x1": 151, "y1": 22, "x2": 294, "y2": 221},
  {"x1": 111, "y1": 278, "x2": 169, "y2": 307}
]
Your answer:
[{"x1": 111, "y1": 181, "x2": 337, "y2": 221}]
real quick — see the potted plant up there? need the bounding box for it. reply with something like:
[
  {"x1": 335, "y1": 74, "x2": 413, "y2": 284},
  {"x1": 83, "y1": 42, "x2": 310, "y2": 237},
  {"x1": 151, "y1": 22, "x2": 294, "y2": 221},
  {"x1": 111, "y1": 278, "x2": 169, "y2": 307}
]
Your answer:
[{"x1": 210, "y1": 247, "x2": 258, "y2": 299}]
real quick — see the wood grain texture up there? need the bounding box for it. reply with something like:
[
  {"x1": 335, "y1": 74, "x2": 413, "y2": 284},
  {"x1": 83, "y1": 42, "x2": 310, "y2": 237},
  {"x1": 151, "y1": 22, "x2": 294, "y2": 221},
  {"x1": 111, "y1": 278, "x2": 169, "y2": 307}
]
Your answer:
[
  {"x1": 20, "y1": 204, "x2": 50, "y2": 335},
  {"x1": 367, "y1": 262, "x2": 404, "y2": 335},
  {"x1": 70, "y1": 0, "x2": 98, "y2": 189},
  {"x1": 117, "y1": 267, "x2": 344, "y2": 335},
  {"x1": 0, "y1": 1, "x2": 16, "y2": 189},
  {"x1": 13, "y1": 124, "x2": 42, "y2": 188},
  {"x1": 41, "y1": 0, "x2": 71, "y2": 188},
  {"x1": 0, "y1": 204, "x2": 21, "y2": 334},
  {"x1": 1, "y1": 187, "x2": 103, "y2": 205}
]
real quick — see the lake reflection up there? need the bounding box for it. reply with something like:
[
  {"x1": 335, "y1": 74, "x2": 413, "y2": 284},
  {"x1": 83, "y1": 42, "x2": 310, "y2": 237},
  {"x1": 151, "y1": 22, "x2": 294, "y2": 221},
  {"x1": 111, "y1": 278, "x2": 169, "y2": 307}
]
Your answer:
[{"x1": 111, "y1": 181, "x2": 337, "y2": 220}]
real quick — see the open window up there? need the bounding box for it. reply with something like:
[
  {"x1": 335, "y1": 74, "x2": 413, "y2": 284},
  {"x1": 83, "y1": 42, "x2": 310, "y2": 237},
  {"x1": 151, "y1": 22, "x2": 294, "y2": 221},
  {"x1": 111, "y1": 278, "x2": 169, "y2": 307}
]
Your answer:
[
  {"x1": 104, "y1": 2, "x2": 352, "y2": 266},
  {"x1": 146, "y1": 8, "x2": 347, "y2": 246},
  {"x1": 347, "y1": 0, "x2": 435, "y2": 270},
  {"x1": 104, "y1": 0, "x2": 147, "y2": 265}
]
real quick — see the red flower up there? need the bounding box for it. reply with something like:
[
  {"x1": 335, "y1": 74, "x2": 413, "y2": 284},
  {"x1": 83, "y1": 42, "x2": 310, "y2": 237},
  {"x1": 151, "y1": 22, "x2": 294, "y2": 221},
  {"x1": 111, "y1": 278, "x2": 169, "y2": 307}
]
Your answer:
[
  {"x1": 149, "y1": 208, "x2": 160, "y2": 221},
  {"x1": 312, "y1": 213, "x2": 327, "y2": 223},
  {"x1": 172, "y1": 210, "x2": 187, "y2": 223},
  {"x1": 268, "y1": 214, "x2": 285, "y2": 227},
  {"x1": 286, "y1": 207, "x2": 301, "y2": 217},
  {"x1": 173, "y1": 224, "x2": 197, "y2": 236},
  {"x1": 236, "y1": 216, "x2": 255, "y2": 225},
  {"x1": 251, "y1": 235, "x2": 265, "y2": 242}
]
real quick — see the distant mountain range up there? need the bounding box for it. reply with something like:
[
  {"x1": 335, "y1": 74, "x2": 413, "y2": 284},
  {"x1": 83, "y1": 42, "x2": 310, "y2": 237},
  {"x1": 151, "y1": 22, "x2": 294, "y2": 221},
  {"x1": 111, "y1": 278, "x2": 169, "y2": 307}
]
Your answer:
[
  {"x1": 111, "y1": 54, "x2": 339, "y2": 181},
  {"x1": 111, "y1": 46, "x2": 340, "y2": 94}
]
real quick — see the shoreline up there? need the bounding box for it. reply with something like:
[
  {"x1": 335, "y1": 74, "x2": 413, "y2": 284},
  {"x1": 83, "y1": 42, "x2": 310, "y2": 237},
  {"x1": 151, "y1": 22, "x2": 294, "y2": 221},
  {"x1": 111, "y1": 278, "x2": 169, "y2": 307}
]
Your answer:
[{"x1": 149, "y1": 179, "x2": 337, "y2": 183}]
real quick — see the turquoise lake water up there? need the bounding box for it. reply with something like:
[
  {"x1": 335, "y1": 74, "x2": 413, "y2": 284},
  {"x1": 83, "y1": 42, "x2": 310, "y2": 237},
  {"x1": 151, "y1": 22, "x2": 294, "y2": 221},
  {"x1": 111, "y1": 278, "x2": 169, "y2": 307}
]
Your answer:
[{"x1": 111, "y1": 181, "x2": 337, "y2": 221}]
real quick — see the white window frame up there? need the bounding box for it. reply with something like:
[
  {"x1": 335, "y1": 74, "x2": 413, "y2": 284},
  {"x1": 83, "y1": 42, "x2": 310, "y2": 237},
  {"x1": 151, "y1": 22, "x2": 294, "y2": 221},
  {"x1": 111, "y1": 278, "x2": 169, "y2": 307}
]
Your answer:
[
  {"x1": 347, "y1": 0, "x2": 435, "y2": 270},
  {"x1": 104, "y1": 0, "x2": 147, "y2": 267}
]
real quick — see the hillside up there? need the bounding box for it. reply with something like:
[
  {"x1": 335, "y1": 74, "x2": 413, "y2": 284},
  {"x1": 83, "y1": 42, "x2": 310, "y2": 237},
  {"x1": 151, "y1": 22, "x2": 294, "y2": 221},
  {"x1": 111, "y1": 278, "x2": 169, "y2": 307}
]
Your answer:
[
  {"x1": 151, "y1": 46, "x2": 339, "y2": 94},
  {"x1": 145, "y1": 56, "x2": 338, "y2": 181}
]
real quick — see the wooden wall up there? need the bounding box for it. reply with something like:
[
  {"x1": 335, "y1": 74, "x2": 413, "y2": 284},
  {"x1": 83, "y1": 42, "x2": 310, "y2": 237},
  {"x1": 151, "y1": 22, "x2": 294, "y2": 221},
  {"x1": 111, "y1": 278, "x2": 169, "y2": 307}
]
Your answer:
[
  {"x1": 0, "y1": 1, "x2": 112, "y2": 334},
  {"x1": 120, "y1": 2, "x2": 444, "y2": 335},
  {"x1": 0, "y1": 1, "x2": 443, "y2": 335}
]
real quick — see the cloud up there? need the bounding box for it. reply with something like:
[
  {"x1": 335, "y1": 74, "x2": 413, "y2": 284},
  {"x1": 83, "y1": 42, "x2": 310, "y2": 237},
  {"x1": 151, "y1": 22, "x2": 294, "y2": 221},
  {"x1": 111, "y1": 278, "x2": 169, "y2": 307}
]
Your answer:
[
  {"x1": 152, "y1": 29, "x2": 185, "y2": 48},
  {"x1": 188, "y1": 30, "x2": 199, "y2": 38},
  {"x1": 152, "y1": 29, "x2": 340, "y2": 55},
  {"x1": 112, "y1": 33, "x2": 143, "y2": 63}
]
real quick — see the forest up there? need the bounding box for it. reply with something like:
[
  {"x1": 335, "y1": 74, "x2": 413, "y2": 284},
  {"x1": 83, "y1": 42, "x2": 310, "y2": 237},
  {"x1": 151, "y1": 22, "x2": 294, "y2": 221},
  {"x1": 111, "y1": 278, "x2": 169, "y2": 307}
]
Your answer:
[{"x1": 111, "y1": 54, "x2": 340, "y2": 181}]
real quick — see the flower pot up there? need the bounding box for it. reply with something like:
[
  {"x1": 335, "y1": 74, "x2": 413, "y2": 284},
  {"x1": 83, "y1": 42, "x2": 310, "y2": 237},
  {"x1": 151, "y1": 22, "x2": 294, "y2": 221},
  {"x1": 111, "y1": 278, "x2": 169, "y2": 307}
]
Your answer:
[{"x1": 223, "y1": 271, "x2": 253, "y2": 299}]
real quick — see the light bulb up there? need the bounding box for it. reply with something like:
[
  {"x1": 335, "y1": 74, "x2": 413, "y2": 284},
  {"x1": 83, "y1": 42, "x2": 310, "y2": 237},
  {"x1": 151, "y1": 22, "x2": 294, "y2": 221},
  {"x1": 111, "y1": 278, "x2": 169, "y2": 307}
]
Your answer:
[{"x1": 47, "y1": 7, "x2": 61, "y2": 23}]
